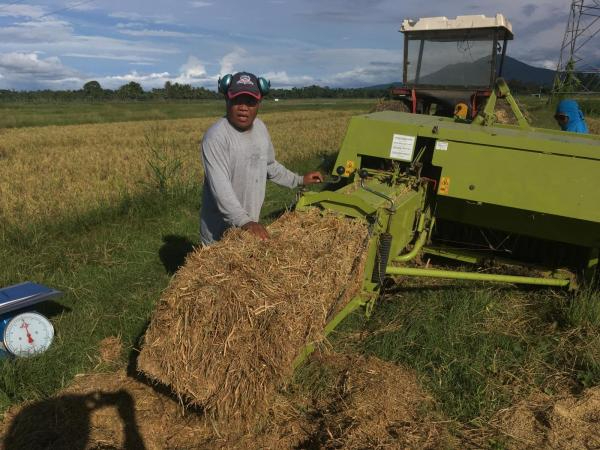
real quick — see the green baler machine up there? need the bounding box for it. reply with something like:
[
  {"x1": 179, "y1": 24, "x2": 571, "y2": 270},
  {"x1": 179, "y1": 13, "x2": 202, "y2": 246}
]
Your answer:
[{"x1": 294, "y1": 82, "x2": 600, "y2": 363}]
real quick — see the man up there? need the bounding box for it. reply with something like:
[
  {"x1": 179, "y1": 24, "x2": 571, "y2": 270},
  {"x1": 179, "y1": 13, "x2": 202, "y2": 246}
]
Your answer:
[
  {"x1": 200, "y1": 72, "x2": 323, "y2": 245},
  {"x1": 555, "y1": 99, "x2": 589, "y2": 134}
]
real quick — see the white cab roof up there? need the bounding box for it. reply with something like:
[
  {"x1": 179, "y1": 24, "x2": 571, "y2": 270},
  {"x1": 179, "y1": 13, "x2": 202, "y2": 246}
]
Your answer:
[{"x1": 401, "y1": 14, "x2": 513, "y2": 36}]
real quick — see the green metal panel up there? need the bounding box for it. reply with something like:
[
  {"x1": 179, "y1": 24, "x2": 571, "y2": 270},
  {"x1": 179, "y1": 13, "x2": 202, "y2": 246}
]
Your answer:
[
  {"x1": 335, "y1": 111, "x2": 599, "y2": 163},
  {"x1": 387, "y1": 189, "x2": 426, "y2": 257},
  {"x1": 332, "y1": 111, "x2": 600, "y2": 248},
  {"x1": 298, "y1": 179, "x2": 404, "y2": 218},
  {"x1": 355, "y1": 111, "x2": 600, "y2": 158},
  {"x1": 333, "y1": 114, "x2": 426, "y2": 168},
  {"x1": 433, "y1": 140, "x2": 600, "y2": 223},
  {"x1": 436, "y1": 197, "x2": 600, "y2": 248}
]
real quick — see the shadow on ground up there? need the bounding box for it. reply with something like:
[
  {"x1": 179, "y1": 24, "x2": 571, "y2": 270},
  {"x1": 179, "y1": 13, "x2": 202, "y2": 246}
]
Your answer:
[
  {"x1": 3, "y1": 390, "x2": 146, "y2": 450},
  {"x1": 158, "y1": 234, "x2": 196, "y2": 275}
]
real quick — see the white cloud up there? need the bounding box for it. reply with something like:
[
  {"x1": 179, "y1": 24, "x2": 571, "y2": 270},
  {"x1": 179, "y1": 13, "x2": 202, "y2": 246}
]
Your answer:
[
  {"x1": 219, "y1": 47, "x2": 248, "y2": 75},
  {"x1": 116, "y1": 22, "x2": 145, "y2": 29},
  {"x1": 325, "y1": 63, "x2": 398, "y2": 87},
  {"x1": 103, "y1": 71, "x2": 171, "y2": 83},
  {"x1": 118, "y1": 28, "x2": 204, "y2": 38},
  {"x1": 0, "y1": 19, "x2": 184, "y2": 63},
  {"x1": 180, "y1": 56, "x2": 207, "y2": 78},
  {"x1": 262, "y1": 70, "x2": 314, "y2": 87},
  {"x1": 53, "y1": 55, "x2": 217, "y2": 90},
  {"x1": 62, "y1": 53, "x2": 160, "y2": 63},
  {"x1": 66, "y1": 1, "x2": 99, "y2": 11},
  {"x1": 189, "y1": 1, "x2": 213, "y2": 7},
  {"x1": 0, "y1": 4, "x2": 45, "y2": 19},
  {"x1": 0, "y1": 52, "x2": 78, "y2": 85},
  {"x1": 69, "y1": 35, "x2": 181, "y2": 56},
  {"x1": 0, "y1": 19, "x2": 74, "y2": 43},
  {"x1": 306, "y1": 48, "x2": 402, "y2": 67},
  {"x1": 96, "y1": 65, "x2": 215, "y2": 90},
  {"x1": 0, "y1": 33, "x2": 182, "y2": 64},
  {"x1": 533, "y1": 60, "x2": 559, "y2": 70},
  {"x1": 109, "y1": 11, "x2": 176, "y2": 24}
]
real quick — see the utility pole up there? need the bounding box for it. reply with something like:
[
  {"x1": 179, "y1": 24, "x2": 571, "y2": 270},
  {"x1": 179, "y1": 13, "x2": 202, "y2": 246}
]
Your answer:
[{"x1": 552, "y1": 0, "x2": 600, "y2": 97}]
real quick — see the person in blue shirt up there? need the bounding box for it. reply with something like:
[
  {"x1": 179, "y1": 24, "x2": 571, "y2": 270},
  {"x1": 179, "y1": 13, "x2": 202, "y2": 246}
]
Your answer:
[{"x1": 554, "y1": 99, "x2": 589, "y2": 133}]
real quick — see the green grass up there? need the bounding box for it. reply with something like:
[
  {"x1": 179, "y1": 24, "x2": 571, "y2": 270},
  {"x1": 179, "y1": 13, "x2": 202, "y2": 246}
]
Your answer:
[
  {"x1": 0, "y1": 192, "x2": 184, "y2": 410},
  {"x1": 0, "y1": 99, "x2": 374, "y2": 129},
  {"x1": 329, "y1": 283, "x2": 600, "y2": 424},
  {"x1": 578, "y1": 99, "x2": 600, "y2": 117},
  {"x1": 1, "y1": 95, "x2": 595, "y2": 131}
]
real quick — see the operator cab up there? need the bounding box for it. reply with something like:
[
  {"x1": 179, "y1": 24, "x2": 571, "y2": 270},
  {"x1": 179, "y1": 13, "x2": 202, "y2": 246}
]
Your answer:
[{"x1": 393, "y1": 14, "x2": 514, "y2": 119}]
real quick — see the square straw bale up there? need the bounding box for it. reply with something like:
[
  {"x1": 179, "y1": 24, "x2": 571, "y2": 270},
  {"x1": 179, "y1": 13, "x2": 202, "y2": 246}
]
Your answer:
[{"x1": 137, "y1": 209, "x2": 369, "y2": 425}]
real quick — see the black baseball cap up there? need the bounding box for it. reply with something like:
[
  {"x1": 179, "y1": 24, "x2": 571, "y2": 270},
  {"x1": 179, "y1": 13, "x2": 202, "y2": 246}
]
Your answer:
[{"x1": 227, "y1": 72, "x2": 261, "y2": 100}]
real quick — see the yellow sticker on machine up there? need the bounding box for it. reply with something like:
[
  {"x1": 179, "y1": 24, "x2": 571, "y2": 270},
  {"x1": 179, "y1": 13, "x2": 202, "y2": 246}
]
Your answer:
[
  {"x1": 344, "y1": 160, "x2": 356, "y2": 176},
  {"x1": 439, "y1": 176, "x2": 451, "y2": 195}
]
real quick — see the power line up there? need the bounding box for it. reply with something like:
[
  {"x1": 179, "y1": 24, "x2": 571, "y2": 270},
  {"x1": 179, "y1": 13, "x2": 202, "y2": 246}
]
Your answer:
[
  {"x1": 0, "y1": 0, "x2": 98, "y2": 19},
  {"x1": 552, "y1": 0, "x2": 600, "y2": 96},
  {"x1": 37, "y1": 0, "x2": 98, "y2": 20}
]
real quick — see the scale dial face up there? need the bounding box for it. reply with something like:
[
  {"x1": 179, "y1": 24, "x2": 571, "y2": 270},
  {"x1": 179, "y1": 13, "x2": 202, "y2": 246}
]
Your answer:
[{"x1": 3, "y1": 312, "x2": 54, "y2": 357}]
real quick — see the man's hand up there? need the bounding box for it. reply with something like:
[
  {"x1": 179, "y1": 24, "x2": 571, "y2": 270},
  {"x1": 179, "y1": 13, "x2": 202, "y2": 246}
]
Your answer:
[
  {"x1": 241, "y1": 221, "x2": 269, "y2": 240},
  {"x1": 302, "y1": 171, "x2": 323, "y2": 185}
]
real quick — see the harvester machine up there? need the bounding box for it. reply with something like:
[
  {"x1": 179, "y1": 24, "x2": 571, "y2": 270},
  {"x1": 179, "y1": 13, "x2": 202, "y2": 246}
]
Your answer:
[{"x1": 294, "y1": 76, "x2": 600, "y2": 364}]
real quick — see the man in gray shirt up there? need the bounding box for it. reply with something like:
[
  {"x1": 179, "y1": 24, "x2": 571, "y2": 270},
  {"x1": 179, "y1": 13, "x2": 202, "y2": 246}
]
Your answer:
[{"x1": 200, "y1": 72, "x2": 323, "y2": 245}]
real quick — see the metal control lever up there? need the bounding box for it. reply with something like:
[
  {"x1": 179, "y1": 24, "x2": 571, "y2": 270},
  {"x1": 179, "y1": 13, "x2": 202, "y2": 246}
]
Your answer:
[
  {"x1": 322, "y1": 165, "x2": 346, "y2": 184},
  {"x1": 358, "y1": 169, "x2": 396, "y2": 212}
]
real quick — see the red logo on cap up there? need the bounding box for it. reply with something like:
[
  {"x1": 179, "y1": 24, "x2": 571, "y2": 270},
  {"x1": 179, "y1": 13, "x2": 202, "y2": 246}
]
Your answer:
[{"x1": 237, "y1": 75, "x2": 253, "y2": 85}]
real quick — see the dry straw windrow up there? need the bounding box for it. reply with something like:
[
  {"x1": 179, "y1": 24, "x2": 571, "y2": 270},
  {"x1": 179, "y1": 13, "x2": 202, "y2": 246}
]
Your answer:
[
  {"x1": 137, "y1": 209, "x2": 369, "y2": 426},
  {"x1": 0, "y1": 353, "x2": 449, "y2": 450},
  {"x1": 588, "y1": 116, "x2": 599, "y2": 135},
  {"x1": 0, "y1": 110, "x2": 355, "y2": 228}
]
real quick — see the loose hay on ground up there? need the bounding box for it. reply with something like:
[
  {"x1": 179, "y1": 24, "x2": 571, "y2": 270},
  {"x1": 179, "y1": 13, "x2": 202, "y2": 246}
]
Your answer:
[
  {"x1": 492, "y1": 387, "x2": 600, "y2": 449},
  {"x1": 97, "y1": 335, "x2": 123, "y2": 366},
  {"x1": 1, "y1": 353, "x2": 452, "y2": 450},
  {"x1": 137, "y1": 209, "x2": 369, "y2": 426},
  {"x1": 0, "y1": 370, "x2": 311, "y2": 450},
  {"x1": 588, "y1": 116, "x2": 599, "y2": 134},
  {"x1": 292, "y1": 352, "x2": 451, "y2": 449},
  {"x1": 495, "y1": 98, "x2": 532, "y2": 125}
]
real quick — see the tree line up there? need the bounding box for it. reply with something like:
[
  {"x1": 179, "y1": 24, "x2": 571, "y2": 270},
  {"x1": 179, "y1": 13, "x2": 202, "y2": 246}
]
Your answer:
[
  {"x1": 0, "y1": 78, "x2": 564, "y2": 103},
  {"x1": 0, "y1": 80, "x2": 392, "y2": 102}
]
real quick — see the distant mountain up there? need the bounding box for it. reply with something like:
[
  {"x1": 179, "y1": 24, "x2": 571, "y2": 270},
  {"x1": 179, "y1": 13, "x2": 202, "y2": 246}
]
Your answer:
[
  {"x1": 368, "y1": 56, "x2": 556, "y2": 89},
  {"x1": 501, "y1": 56, "x2": 556, "y2": 86},
  {"x1": 364, "y1": 82, "x2": 404, "y2": 90},
  {"x1": 417, "y1": 56, "x2": 555, "y2": 87}
]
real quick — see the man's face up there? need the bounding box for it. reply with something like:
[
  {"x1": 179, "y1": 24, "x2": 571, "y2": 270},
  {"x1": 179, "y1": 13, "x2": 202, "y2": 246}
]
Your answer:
[
  {"x1": 555, "y1": 113, "x2": 569, "y2": 129},
  {"x1": 226, "y1": 94, "x2": 260, "y2": 131}
]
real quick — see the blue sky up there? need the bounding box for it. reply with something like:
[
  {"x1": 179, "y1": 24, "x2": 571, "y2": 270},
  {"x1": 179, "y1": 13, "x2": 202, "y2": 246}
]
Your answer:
[{"x1": 0, "y1": 0, "x2": 594, "y2": 91}]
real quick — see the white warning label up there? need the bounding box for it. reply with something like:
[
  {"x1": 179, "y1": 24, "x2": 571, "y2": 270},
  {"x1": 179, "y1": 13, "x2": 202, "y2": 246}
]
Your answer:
[
  {"x1": 390, "y1": 134, "x2": 416, "y2": 161},
  {"x1": 435, "y1": 140, "x2": 449, "y2": 151}
]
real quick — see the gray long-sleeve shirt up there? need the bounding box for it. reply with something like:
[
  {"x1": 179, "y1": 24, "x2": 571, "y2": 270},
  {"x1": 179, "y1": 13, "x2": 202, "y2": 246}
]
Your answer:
[{"x1": 200, "y1": 117, "x2": 303, "y2": 245}]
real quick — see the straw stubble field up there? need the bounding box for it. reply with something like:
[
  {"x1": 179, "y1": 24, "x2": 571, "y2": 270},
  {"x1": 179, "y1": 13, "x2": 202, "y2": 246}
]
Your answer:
[{"x1": 0, "y1": 110, "x2": 352, "y2": 230}]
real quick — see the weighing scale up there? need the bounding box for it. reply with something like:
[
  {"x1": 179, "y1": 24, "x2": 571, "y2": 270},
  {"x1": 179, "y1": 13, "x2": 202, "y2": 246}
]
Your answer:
[{"x1": 0, "y1": 282, "x2": 62, "y2": 358}]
